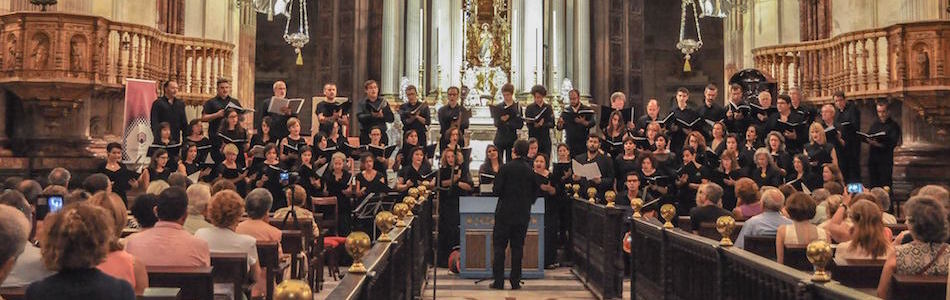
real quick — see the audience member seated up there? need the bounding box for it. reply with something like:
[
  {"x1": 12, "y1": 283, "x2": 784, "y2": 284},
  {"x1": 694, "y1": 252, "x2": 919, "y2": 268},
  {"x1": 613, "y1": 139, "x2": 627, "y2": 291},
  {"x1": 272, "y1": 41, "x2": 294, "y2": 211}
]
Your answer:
[
  {"x1": 47, "y1": 167, "x2": 71, "y2": 189},
  {"x1": 27, "y1": 203, "x2": 135, "y2": 300},
  {"x1": 835, "y1": 199, "x2": 891, "y2": 260},
  {"x1": 809, "y1": 188, "x2": 831, "y2": 225},
  {"x1": 877, "y1": 196, "x2": 950, "y2": 298},
  {"x1": 129, "y1": 194, "x2": 160, "y2": 230},
  {"x1": 869, "y1": 187, "x2": 897, "y2": 225},
  {"x1": 776, "y1": 192, "x2": 827, "y2": 263},
  {"x1": 735, "y1": 188, "x2": 791, "y2": 248},
  {"x1": 167, "y1": 173, "x2": 191, "y2": 189},
  {"x1": 236, "y1": 188, "x2": 282, "y2": 297},
  {"x1": 211, "y1": 179, "x2": 237, "y2": 195},
  {"x1": 87, "y1": 192, "x2": 149, "y2": 294},
  {"x1": 65, "y1": 189, "x2": 90, "y2": 206},
  {"x1": 146, "y1": 180, "x2": 170, "y2": 196},
  {"x1": 0, "y1": 203, "x2": 30, "y2": 288},
  {"x1": 3, "y1": 176, "x2": 23, "y2": 192},
  {"x1": 688, "y1": 183, "x2": 732, "y2": 233},
  {"x1": 183, "y1": 184, "x2": 213, "y2": 234},
  {"x1": 194, "y1": 190, "x2": 263, "y2": 296},
  {"x1": 825, "y1": 193, "x2": 892, "y2": 243},
  {"x1": 82, "y1": 173, "x2": 111, "y2": 195},
  {"x1": 236, "y1": 188, "x2": 282, "y2": 244},
  {"x1": 273, "y1": 185, "x2": 320, "y2": 235},
  {"x1": 732, "y1": 178, "x2": 763, "y2": 220},
  {"x1": 15, "y1": 180, "x2": 42, "y2": 206},
  {"x1": 125, "y1": 187, "x2": 210, "y2": 267},
  {"x1": 1, "y1": 191, "x2": 53, "y2": 288},
  {"x1": 823, "y1": 181, "x2": 844, "y2": 196}
]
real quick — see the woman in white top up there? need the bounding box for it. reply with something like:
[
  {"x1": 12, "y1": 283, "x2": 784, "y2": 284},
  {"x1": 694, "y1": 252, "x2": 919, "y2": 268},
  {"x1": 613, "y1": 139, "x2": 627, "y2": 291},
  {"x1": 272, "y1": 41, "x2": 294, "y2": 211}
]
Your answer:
[
  {"x1": 776, "y1": 192, "x2": 828, "y2": 264},
  {"x1": 835, "y1": 200, "x2": 891, "y2": 260},
  {"x1": 194, "y1": 190, "x2": 263, "y2": 295}
]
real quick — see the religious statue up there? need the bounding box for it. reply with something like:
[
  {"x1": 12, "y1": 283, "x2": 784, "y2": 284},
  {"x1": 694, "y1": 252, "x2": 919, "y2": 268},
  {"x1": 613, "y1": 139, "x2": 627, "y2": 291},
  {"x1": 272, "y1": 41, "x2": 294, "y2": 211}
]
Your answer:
[
  {"x1": 6, "y1": 34, "x2": 17, "y2": 68},
  {"x1": 916, "y1": 48, "x2": 930, "y2": 79},
  {"x1": 479, "y1": 23, "x2": 493, "y2": 66},
  {"x1": 31, "y1": 34, "x2": 49, "y2": 69},
  {"x1": 69, "y1": 37, "x2": 83, "y2": 72}
]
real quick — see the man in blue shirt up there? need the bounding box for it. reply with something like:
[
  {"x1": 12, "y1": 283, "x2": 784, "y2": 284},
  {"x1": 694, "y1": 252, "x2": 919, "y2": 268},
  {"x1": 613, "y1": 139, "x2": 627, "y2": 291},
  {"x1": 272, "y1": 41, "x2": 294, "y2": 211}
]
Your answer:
[{"x1": 735, "y1": 188, "x2": 792, "y2": 248}]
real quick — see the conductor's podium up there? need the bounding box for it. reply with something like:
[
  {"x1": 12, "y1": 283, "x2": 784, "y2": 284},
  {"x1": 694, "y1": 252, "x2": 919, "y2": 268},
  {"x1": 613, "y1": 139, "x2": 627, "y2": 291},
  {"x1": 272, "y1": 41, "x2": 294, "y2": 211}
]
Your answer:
[{"x1": 458, "y1": 196, "x2": 545, "y2": 279}]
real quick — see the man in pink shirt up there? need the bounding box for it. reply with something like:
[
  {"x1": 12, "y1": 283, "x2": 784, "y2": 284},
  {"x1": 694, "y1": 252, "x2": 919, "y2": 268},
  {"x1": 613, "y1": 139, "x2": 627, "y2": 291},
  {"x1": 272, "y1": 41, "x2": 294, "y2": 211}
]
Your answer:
[{"x1": 126, "y1": 187, "x2": 211, "y2": 267}]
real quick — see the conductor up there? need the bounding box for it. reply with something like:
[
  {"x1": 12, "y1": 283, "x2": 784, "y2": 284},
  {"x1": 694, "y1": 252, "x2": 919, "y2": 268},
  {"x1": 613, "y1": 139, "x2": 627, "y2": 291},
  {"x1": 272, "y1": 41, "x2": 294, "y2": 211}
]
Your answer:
[{"x1": 490, "y1": 139, "x2": 541, "y2": 290}]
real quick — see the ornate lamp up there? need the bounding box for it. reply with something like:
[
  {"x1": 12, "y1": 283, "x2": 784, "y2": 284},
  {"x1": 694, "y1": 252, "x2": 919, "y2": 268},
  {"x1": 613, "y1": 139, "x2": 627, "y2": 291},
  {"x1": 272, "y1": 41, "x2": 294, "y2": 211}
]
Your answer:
[
  {"x1": 677, "y1": 0, "x2": 703, "y2": 72},
  {"x1": 30, "y1": 0, "x2": 57, "y2": 11},
  {"x1": 660, "y1": 204, "x2": 676, "y2": 229},
  {"x1": 716, "y1": 216, "x2": 736, "y2": 246},
  {"x1": 345, "y1": 232, "x2": 371, "y2": 273},
  {"x1": 283, "y1": 0, "x2": 310, "y2": 65},
  {"x1": 807, "y1": 240, "x2": 833, "y2": 282}
]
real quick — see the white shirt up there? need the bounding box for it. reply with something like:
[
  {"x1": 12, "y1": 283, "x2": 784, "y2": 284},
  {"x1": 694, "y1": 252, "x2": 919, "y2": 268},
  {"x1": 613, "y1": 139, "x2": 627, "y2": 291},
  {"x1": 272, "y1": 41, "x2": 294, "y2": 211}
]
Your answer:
[
  {"x1": 195, "y1": 227, "x2": 259, "y2": 268},
  {"x1": 2, "y1": 244, "x2": 54, "y2": 288}
]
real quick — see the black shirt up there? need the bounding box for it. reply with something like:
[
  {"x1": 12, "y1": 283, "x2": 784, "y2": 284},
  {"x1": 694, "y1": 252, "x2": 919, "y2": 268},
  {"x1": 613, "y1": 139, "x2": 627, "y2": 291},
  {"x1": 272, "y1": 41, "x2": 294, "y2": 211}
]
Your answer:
[
  {"x1": 97, "y1": 162, "x2": 138, "y2": 202},
  {"x1": 559, "y1": 104, "x2": 595, "y2": 156},
  {"x1": 357, "y1": 97, "x2": 395, "y2": 144},
  {"x1": 524, "y1": 102, "x2": 555, "y2": 153},
  {"x1": 698, "y1": 101, "x2": 726, "y2": 123},
  {"x1": 437, "y1": 104, "x2": 469, "y2": 143},
  {"x1": 398, "y1": 101, "x2": 431, "y2": 145},
  {"x1": 866, "y1": 117, "x2": 901, "y2": 159},
  {"x1": 689, "y1": 205, "x2": 734, "y2": 232},
  {"x1": 764, "y1": 112, "x2": 807, "y2": 153},
  {"x1": 203, "y1": 95, "x2": 242, "y2": 143},
  {"x1": 26, "y1": 268, "x2": 134, "y2": 300},
  {"x1": 493, "y1": 158, "x2": 540, "y2": 222},
  {"x1": 150, "y1": 96, "x2": 188, "y2": 141},
  {"x1": 316, "y1": 100, "x2": 347, "y2": 135},
  {"x1": 256, "y1": 97, "x2": 293, "y2": 140},
  {"x1": 835, "y1": 102, "x2": 861, "y2": 150},
  {"x1": 575, "y1": 151, "x2": 615, "y2": 198},
  {"x1": 492, "y1": 102, "x2": 524, "y2": 149}
]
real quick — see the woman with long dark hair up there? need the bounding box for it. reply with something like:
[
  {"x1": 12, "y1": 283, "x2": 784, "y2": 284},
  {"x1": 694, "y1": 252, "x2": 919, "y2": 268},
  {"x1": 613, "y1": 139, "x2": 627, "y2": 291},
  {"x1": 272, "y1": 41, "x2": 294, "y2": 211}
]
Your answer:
[
  {"x1": 478, "y1": 144, "x2": 501, "y2": 187},
  {"x1": 436, "y1": 148, "x2": 473, "y2": 267},
  {"x1": 217, "y1": 109, "x2": 248, "y2": 168},
  {"x1": 533, "y1": 153, "x2": 558, "y2": 269}
]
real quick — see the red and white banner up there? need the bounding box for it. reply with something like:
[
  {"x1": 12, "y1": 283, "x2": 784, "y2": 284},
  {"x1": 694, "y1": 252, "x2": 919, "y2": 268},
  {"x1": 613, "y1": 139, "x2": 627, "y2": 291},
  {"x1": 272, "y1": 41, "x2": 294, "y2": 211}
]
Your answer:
[{"x1": 122, "y1": 79, "x2": 157, "y2": 165}]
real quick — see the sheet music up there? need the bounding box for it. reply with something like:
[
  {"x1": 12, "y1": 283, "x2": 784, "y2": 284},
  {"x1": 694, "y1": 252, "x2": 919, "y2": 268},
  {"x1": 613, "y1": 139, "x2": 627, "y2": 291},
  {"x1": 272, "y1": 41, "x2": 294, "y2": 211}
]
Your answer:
[
  {"x1": 571, "y1": 159, "x2": 602, "y2": 179},
  {"x1": 187, "y1": 172, "x2": 201, "y2": 183},
  {"x1": 267, "y1": 97, "x2": 304, "y2": 114}
]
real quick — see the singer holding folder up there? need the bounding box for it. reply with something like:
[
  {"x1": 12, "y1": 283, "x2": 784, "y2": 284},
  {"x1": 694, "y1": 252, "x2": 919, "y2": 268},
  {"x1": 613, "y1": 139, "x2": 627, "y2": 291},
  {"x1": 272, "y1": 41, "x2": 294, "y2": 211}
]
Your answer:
[
  {"x1": 357, "y1": 80, "x2": 394, "y2": 144},
  {"x1": 525, "y1": 85, "x2": 555, "y2": 156},
  {"x1": 865, "y1": 102, "x2": 901, "y2": 188},
  {"x1": 491, "y1": 84, "x2": 524, "y2": 162},
  {"x1": 255, "y1": 80, "x2": 295, "y2": 140}
]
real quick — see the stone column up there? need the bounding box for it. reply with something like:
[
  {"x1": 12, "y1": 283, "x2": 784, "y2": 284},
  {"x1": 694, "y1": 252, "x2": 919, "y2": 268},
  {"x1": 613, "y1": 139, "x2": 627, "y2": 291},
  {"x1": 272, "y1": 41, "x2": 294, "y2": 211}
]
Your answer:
[
  {"x1": 406, "y1": 0, "x2": 423, "y2": 89},
  {"x1": 381, "y1": 0, "x2": 400, "y2": 98},
  {"x1": 893, "y1": 103, "x2": 950, "y2": 202},
  {"x1": 548, "y1": 0, "x2": 565, "y2": 93},
  {"x1": 573, "y1": 0, "x2": 590, "y2": 97},
  {"x1": 0, "y1": 91, "x2": 9, "y2": 156},
  {"x1": 521, "y1": 0, "x2": 543, "y2": 93}
]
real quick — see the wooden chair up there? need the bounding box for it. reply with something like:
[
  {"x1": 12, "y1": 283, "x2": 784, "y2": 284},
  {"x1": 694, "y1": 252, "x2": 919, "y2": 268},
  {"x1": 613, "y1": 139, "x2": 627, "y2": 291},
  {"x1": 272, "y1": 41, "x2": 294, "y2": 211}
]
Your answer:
[
  {"x1": 891, "y1": 274, "x2": 947, "y2": 300},
  {"x1": 269, "y1": 219, "x2": 314, "y2": 278},
  {"x1": 886, "y1": 223, "x2": 908, "y2": 237},
  {"x1": 0, "y1": 287, "x2": 25, "y2": 300},
  {"x1": 139, "y1": 287, "x2": 182, "y2": 300},
  {"x1": 146, "y1": 266, "x2": 214, "y2": 300},
  {"x1": 781, "y1": 244, "x2": 811, "y2": 271},
  {"x1": 311, "y1": 196, "x2": 338, "y2": 235},
  {"x1": 831, "y1": 258, "x2": 884, "y2": 288},
  {"x1": 256, "y1": 241, "x2": 291, "y2": 300},
  {"x1": 742, "y1": 235, "x2": 777, "y2": 260},
  {"x1": 210, "y1": 252, "x2": 249, "y2": 300},
  {"x1": 676, "y1": 216, "x2": 691, "y2": 230}
]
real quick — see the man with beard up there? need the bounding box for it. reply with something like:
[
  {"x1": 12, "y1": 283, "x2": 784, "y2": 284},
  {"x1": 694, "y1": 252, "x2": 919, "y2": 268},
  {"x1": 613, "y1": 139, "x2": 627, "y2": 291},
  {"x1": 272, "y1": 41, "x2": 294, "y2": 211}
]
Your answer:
[
  {"x1": 558, "y1": 89, "x2": 595, "y2": 158},
  {"x1": 572, "y1": 134, "x2": 615, "y2": 200},
  {"x1": 255, "y1": 80, "x2": 294, "y2": 140}
]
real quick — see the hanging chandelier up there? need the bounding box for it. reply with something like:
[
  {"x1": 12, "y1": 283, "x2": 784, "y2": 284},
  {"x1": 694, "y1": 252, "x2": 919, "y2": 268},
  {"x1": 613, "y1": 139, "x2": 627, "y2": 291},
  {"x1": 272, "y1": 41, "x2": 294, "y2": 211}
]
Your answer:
[
  {"x1": 677, "y1": 0, "x2": 703, "y2": 72},
  {"x1": 283, "y1": 0, "x2": 309, "y2": 65}
]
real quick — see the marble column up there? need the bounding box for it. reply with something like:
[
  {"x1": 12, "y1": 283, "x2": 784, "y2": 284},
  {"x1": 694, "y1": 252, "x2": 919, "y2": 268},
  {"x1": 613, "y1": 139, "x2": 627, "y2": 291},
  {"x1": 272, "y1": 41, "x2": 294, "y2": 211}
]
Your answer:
[
  {"x1": 381, "y1": 0, "x2": 401, "y2": 97},
  {"x1": 548, "y1": 0, "x2": 565, "y2": 93},
  {"x1": 573, "y1": 0, "x2": 590, "y2": 97},
  {"x1": 0, "y1": 91, "x2": 9, "y2": 156},
  {"x1": 521, "y1": 0, "x2": 543, "y2": 93},
  {"x1": 406, "y1": 0, "x2": 423, "y2": 89}
]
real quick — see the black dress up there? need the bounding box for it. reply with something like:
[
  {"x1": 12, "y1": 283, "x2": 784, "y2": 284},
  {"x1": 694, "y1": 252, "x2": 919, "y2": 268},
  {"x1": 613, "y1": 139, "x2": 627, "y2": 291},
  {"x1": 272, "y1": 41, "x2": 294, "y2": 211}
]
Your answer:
[
  {"x1": 751, "y1": 165, "x2": 784, "y2": 187},
  {"x1": 148, "y1": 166, "x2": 173, "y2": 183},
  {"x1": 97, "y1": 162, "x2": 138, "y2": 203},
  {"x1": 217, "y1": 164, "x2": 247, "y2": 196},
  {"x1": 257, "y1": 163, "x2": 287, "y2": 210},
  {"x1": 537, "y1": 171, "x2": 559, "y2": 266},
  {"x1": 249, "y1": 134, "x2": 275, "y2": 166},
  {"x1": 217, "y1": 128, "x2": 248, "y2": 168},
  {"x1": 477, "y1": 161, "x2": 500, "y2": 186},
  {"x1": 397, "y1": 162, "x2": 433, "y2": 188},
  {"x1": 613, "y1": 155, "x2": 640, "y2": 194},
  {"x1": 148, "y1": 139, "x2": 181, "y2": 167},
  {"x1": 297, "y1": 163, "x2": 317, "y2": 208},
  {"x1": 703, "y1": 168, "x2": 743, "y2": 211},
  {"x1": 436, "y1": 166, "x2": 472, "y2": 267},
  {"x1": 551, "y1": 162, "x2": 573, "y2": 251},
  {"x1": 281, "y1": 136, "x2": 307, "y2": 159},
  {"x1": 322, "y1": 170, "x2": 353, "y2": 235},
  {"x1": 675, "y1": 162, "x2": 704, "y2": 216},
  {"x1": 803, "y1": 142, "x2": 834, "y2": 173}
]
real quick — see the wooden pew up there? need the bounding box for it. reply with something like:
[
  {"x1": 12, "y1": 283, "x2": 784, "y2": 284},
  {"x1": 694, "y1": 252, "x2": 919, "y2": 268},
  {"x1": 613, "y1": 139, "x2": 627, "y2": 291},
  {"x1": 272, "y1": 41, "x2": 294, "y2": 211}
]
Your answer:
[
  {"x1": 886, "y1": 223, "x2": 908, "y2": 237},
  {"x1": 147, "y1": 266, "x2": 214, "y2": 300},
  {"x1": 256, "y1": 241, "x2": 288, "y2": 300},
  {"x1": 831, "y1": 258, "x2": 884, "y2": 289},
  {"x1": 665, "y1": 229, "x2": 722, "y2": 300},
  {"x1": 891, "y1": 274, "x2": 947, "y2": 300},
  {"x1": 630, "y1": 218, "x2": 666, "y2": 299},
  {"x1": 743, "y1": 235, "x2": 777, "y2": 261},
  {"x1": 781, "y1": 244, "x2": 812, "y2": 271},
  {"x1": 697, "y1": 221, "x2": 743, "y2": 242},
  {"x1": 676, "y1": 216, "x2": 691, "y2": 230},
  {"x1": 0, "y1": 286, "x2": 24, "y2": 300},
  {"x1": 210, "y1": 252, "x2": 249, "y2": 300},
  {"x1": 269, "y1": 219, "x2": 313, "y2": 279}
]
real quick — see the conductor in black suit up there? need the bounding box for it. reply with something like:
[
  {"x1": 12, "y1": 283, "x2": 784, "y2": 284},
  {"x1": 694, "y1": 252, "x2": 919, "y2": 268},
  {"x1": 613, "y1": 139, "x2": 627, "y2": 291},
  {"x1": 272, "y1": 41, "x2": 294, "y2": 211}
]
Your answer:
[{"x1": 490, "y1": 139, "x2": 540, "y2": 290}]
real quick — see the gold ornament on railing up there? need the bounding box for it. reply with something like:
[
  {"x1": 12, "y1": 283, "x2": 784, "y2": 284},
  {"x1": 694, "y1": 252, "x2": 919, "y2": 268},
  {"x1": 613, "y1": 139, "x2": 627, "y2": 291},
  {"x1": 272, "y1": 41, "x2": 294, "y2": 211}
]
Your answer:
[
  {"x1": 605, "y1": 190, "x2": 617, "y2": 208},
  {"x1": 374, "y1": 211, "x2": 395, "y2": 242},
  {"x1": 393, "y1": 203, "x2": 410, "y2": 227},
  {"x1": 273, "y1": 279, "x2": 312, "y2": 300},
  {"x1": 572, "y1": 184, "x2": 581, "y2": 199},
  {"x1": 806, "y1": 240, "x2": 833, "y2": 282},
  {"x1": 716, "y1": 216, "x2": 736, "y2": 246},
  {"x1": 631, "y1": 198, "x2": 644, "y2": 218},
  {"x1": 660, "y1": 204, "x2": 676, "y2": 229},
  {"x1": 408, "y1": 187, "x2": 420, "y2": 198},
  {"x1": 587, "y1": 187, "x2": 598, "y2": 204},
  {"x1": 345, "y1": 231, "x2": 371, "y2": 273},
  {"x1": 402, "y1": 196, "x2": 416, "y2": 216}
]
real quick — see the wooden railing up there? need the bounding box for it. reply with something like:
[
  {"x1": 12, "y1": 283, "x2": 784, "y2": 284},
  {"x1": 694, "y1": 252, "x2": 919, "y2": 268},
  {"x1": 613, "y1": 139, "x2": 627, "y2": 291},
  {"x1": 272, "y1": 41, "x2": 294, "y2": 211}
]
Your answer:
[
  {"x1": 326, "y1": 198, "x2": 432, "y2": 300},
  {"x1": 0, "y1": 12, "x2": 233, "y2": 104},
  {"x1": 570, "y1": 197, "x2": 626, "y2": 299}
]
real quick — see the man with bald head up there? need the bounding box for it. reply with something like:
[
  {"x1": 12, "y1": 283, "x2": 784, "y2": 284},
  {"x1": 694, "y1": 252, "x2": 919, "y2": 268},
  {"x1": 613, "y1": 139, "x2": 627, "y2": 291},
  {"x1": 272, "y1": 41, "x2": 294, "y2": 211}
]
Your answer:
[
  {"x1": 734, "y1": 188, "x2": 792, "y2": 248},
  {"x1": 256, "y1": 80, "x2": 295, "y2": 140},
  {"x1": 0, "y1": 204, "x2": 31, "y2": 288}
]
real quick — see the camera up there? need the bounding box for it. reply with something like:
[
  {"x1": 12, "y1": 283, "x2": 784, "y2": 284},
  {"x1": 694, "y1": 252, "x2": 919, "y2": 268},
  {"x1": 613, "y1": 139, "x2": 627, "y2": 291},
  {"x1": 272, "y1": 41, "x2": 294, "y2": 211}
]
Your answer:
[
  {"x1": 279, "y1": 171, "x2": 298, "y2": 187},
  {"x1": 846, "y1": 183, "x2": 864, "y2": 194},
  {"x1": 35, "y1": 194, "x2": 64, "y2": 220}
]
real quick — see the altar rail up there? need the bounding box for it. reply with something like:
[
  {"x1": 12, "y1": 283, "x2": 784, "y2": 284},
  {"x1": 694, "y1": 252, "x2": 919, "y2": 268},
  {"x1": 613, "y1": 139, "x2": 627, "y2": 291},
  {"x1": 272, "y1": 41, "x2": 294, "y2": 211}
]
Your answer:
[
  {"x1": 0, "y1": 11, "x2": 233, "y2": 104},
  {"x1": 570, "y1": 197, "x2": 626, "y2": 299},
  {"x1": 630, "y1": 218, "x2": 875, "y2": 300},
  {"x1": 326, "y1": 199, "x2": 432, "y2": 300}
]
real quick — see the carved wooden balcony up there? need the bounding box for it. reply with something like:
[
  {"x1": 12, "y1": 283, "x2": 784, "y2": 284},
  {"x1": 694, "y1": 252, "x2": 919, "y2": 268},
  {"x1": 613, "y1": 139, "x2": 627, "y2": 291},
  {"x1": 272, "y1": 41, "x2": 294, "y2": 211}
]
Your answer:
[{"x1": 752, "y1": 20, "x2": 950, "y2": 129}]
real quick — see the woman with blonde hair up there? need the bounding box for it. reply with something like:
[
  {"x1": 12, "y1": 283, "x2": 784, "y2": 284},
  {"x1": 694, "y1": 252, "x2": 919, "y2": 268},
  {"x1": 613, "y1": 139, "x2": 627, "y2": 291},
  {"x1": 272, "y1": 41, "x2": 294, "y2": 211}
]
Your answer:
[
  {"x1": 835, "y1": 199, "x2": 891, "y2": 260},
  {"x1": 804, "y1": 122, "x2": 838, "y2": 173},
  {"x1": 28, "y1": 203, "x2": 135, "y2": 299},
  {"x1": 87, "y1": 192, "x2": 149, "y2": 294}
]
